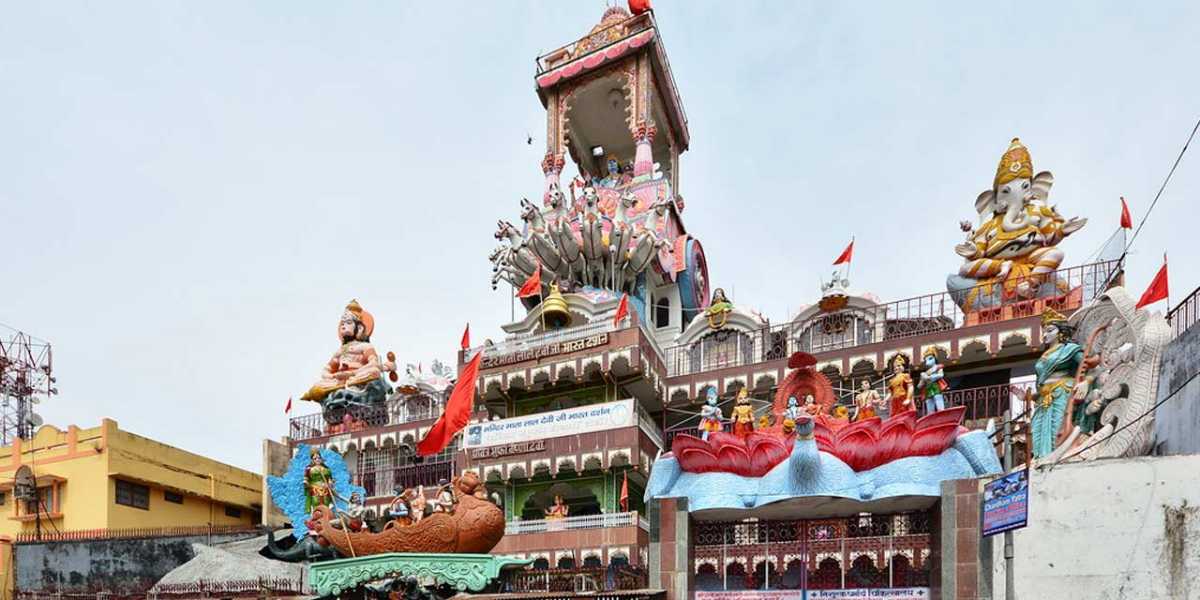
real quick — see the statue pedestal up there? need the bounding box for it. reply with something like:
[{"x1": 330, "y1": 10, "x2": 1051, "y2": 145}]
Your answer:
[{"x1": 308, "y1": 553, "x2": 532, "y2": 596}]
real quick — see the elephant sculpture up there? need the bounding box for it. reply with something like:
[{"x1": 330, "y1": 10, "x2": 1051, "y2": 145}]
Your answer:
[
  {"x1": 262, "y1": 528, "x2": 340, "y2": 563},
  {"x1": 947, "y1": 138, "x2": 1087, "y2": 311}
]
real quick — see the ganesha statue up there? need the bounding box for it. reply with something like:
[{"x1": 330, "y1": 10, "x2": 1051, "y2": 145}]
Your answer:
[
  {"x1": 300, "y1": 299, "x2": 397, "y2": 424},
  {"x1": 947, "y1": 138, "x2": 1087, "y2": 311}
]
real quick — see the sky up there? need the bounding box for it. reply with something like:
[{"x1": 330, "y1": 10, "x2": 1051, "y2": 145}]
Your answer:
[{"x1": 2, "y1": 1, "x2": 1197, "y2": 472}]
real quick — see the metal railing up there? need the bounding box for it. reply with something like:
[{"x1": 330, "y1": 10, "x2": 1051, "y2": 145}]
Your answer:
[
  {"x1": 288, "y1": 394, "x2": 445, "y2": 442},
  {"x1": 663, "y1": 261, "x2": 1119, "y2": 376},
  {"x1": 467, "y1": 318, "x2": 617, "y2": 359},
  {"x1": 13, "y1": 524, "x2": 259, "y2": 544},
  {"x1": 505, "y1": 511, "x2": 644, "y2": 535},
  {"x1": 358, "y1": 459, "x2": 454, "y2": 499},
  {"x1": 635, "y1": 401, "x2": 665, "y2": 450},
  {"x1": 507, "y1": 565, "x2": 648, "y2": 594},
  {"x1": 1168, "y1": 285, "x2": 1200, "y2": 338}
]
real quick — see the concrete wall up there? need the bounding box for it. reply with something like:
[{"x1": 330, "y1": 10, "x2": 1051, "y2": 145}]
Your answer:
[
  {"x1": 1154, "y1": 323, "x2": 1200, "y2": 456},
  {"x1": 989, "y1": 455, "x2": 1200, "y2": 600},
  {"x1": 13, "y1": 531, "x2": 258, "y2": 595}
]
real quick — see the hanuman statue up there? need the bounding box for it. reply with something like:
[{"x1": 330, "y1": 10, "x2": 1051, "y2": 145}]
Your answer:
[{"x1": 301, "y1": 300, "x2": 396, "y2": 420}]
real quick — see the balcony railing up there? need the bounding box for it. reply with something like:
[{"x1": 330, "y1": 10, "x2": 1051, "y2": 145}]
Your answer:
[
  {"x1": 288, "y1": 394, "x2": 445, "y2": 442},
  {"x1": 1168, "y1": 285, "x2": 1200, "y2": 338},
  {"x1": 507, "y1": 565, "x2": 649, "y2": 594},
  {"x1": 505, "y1": 511, "x2": 647, "y2": 536},
  {"x1": 358, "y1": 460, "x2": 454, "y2": 499},
  {"x1": 466, "y1": 318, "x2": 617, "y2": 360},
  {"x1": 536, "y1": 12, "x2": 654, "y2": 73},
  {"x1": 663, "y1": 260, "x2": 1120, "y2": 377}
]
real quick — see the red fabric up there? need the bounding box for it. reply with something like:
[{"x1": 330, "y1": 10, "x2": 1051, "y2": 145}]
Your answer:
[
  {"x1": 832, "y1": 240, "x2": 854, "y2": 265},
  {"x1": 284, "y1": 396, "x2": 292, "y2": 414},
  {"x1": 619, "y1": 471, "x2": 630, "y2": 512},
  {"x1": 613, "y1": 294, "x2": 629, "y2": 326},
  {"x1": 417, "y1": 352, "x2": 481, "y2": 456},
  {"x1": 460, "y1": 323, "x2": 470, "y2": 350},
  {"x1": 516, "y1": 266, "x2": 542, "y2": 298},
  {"x1": 1136, "y1": 258, "x2": 1169, "y2": 309},
  {"x1": 629, "y1": 0, "x2": 652, "y2": 15},
  {"x1": 1120, "y1": 196, "x2": 1133, "y2": 229}
]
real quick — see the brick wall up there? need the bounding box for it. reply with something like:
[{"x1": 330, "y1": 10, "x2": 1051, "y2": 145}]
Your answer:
[
  {"x1": 647, "y1": 497, "x2": 691, "y2": 600},
  {"x1": 937, "y1": 478, "x2": 993, "y2": 600}
]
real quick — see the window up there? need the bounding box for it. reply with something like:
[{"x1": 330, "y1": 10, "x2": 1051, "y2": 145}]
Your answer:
[
  {"x1": 25, "y1": 486, "x2": 55, "y2": 515},
  {"x1": 224, "y1": 505, "x2": 242, "y2": 518},
  {"x1": 115, "y1": 480, "x2": 150, "y2": 510},
  {"x1": 0, "y1": 492, "x2": 6, "y2": 505},
  {"x1": 655, "y1": 297, "x2": 670, "y2": 329},
  {"x1": 164, "y1": 490, "x2": 184, "y2": 504}
]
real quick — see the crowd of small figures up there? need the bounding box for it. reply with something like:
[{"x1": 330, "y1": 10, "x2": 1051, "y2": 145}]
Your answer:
[
  {"x1": 306, "y1": 473, "x2": 497, "y2": 537},
  {"x1": 697, "y1": 348, "x2": 951, "y2": 442}
]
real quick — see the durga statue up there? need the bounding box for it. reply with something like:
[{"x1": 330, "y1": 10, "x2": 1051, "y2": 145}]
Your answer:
[
  {"x1": 947, "y1": 138, "x2": 1086, "y2": 311},
  {"x1": 301, "y1": 299, "x2": 397, "y2": 419}
]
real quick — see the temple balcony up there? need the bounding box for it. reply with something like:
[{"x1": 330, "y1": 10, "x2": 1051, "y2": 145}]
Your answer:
[
  {"x1": 287, "y1": 396, "x2": 487, "y2": 447},
  {"x1": 662, "y1": 260, "x2": 1120, "y2": 403},
  {"x1": 492, "y1": 511, "x2": 649, "y2": 575}
]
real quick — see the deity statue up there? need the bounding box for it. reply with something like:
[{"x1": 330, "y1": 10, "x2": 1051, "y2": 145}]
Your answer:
[
  {"x1": 884, "y1": 354, "x2": 915, "y2": 416},
  {"x1": 331, "y1": 492, "x2": 366, "y2": 532},
  {"x1": 803, "y1": 394, "x2": 821, "y2": 417},
  {"x1": 917, "y1": 348, "x2": 948, "y2": 414},
  {"x1": 854, "y1": 380, "x2": 881, "y2": 422},
  {"x1": 544, "y1": 495, "x2": 569, "y2": 520},
  {"x1": 593, "y1": 155, "x2": 624, "y2": 188},
  {"x1": 731, "y1": 388, "x2": 755, "y2": 438},
  {"x1": 301, "y1": 300, "x2": 397, "y2": 422},
  {"x1": 782, "y1": 396, "x2": 804, "y2": 435},
  {"x1": 698, "y1": 387, "x2": 723, "y2": 441},
  {"x1": 386, "y1": 487, "x2": 412, "y2": 525},
  {"x1": 947, "y1": 138, "x2": 1087, "y2": 311},
  {"x1": 303, "y1": 448, "x2": 334, "y2": 515},
  {"x1": 706, "y1": 288, "x2": 734, "y2": 329},
  {"x1": 432, "y1": 478, "x2": 457, "y2": 514},
  {"x1": 1030, "y1": 309, "x2": 1084, "y2": 459},
  {"x1": 408, "y1": 486, "x2": 427, "y2": 523}
]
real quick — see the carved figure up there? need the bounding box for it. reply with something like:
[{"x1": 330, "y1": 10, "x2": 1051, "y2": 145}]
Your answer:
[
  {"x1": 1030, "y1": 309, "x2": 1083, "y2": 459},
  {"x1": 782, "y1": 396, "x2": 803, "y2": 435},
  {"x1": 579, "y1": 186, "x2": 610, "y2": 287},
  {"x1": 706, "y1": 288, "x2": 733, "y2": 329},
  {"x1": 309, "y1": 472, "x2": 504, "y2": 556},
  {"x1": 609, "y1": 192, "x2": 637, "y2": 291},
  {"x1": 409, "y1": 486, "x2": 427, "y2": 523},
  {"x1": 917, "y1": 349, "x2": 948, "y2": 414},
  {"x1": 432, "y1": 478, "x2": 456, "y2": 514},
  {"x1": 544, "y1": 495, "x2": 569, "y2": 520},
  {"x1": 698, "y1": 386, "x2": 723, "y2": 441},
  {"x1": 731, "y1": 388, "x2": 755, "y2": 439},
  {"x1": 884, "y1": 354, "x2": 915, "y2": 416},
  {"x1": 304, "y1": 449, "x2": 334, "y2": 515},
  {"x1": 622, "y1": 198, "x2": 671, "y2": 293},
  {"x1": 854, "y1": 380, "x2": 881, "y2": 422},
  {"x1": 520, "y1": 197, "x2": 564, "y2": 277},
  {"x1": 386, "y1": 487, "x2": 412, "y2": 526},
  {"x1": 948, "y1": 138, "x2": 1087, "y2": 310},
  {"x1": 300, "y1": 301, "x2": 396, "y2": 421},
  {"x1": 545, "y1": 184, "x2": 584, "y2": 282}
]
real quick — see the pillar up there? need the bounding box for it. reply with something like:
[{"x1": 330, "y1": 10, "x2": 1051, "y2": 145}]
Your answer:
[
  {"x1": 633, "y1": 121, "x2": 656, "y2": 178},
  {"x1": 649, "y1": 497, "x2": 692, "y2": 600},
  {"x1": 937, "y1": 478, "x2": 994, "y2": 600}
]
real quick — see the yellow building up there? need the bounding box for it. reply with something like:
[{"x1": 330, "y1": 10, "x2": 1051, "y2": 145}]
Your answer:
[{"x1": 0, "y1": 419, "x2": 262, "y2": 595}]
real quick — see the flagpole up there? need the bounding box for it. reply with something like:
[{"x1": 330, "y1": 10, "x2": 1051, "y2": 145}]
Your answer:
[
  {"x1": 1165, "y1": 253, "x2": 1170, "y2": 311},
  {"x1": 846, "y1": 235, "x2": 855, "y2": 283}
]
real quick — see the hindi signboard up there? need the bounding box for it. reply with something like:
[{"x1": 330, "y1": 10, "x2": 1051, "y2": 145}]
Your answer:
[
  {"x1": 463, "y1": 399, "x2": 635, "y2": 449},
  {"x1": 982, "y1": 469, "x2": 1029, "y2": 537},
  {"x1": 694, "y1": 589, "x2": 928, "y2": 600}
]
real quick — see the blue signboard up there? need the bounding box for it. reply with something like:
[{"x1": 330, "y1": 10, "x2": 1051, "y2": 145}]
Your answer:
[{"x1": 981, "y1": 469, "x2": 1029, "y2": 537}]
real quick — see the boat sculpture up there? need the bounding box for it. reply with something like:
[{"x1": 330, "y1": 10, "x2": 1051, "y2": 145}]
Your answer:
[{"x1": 307, "y1": 472, "x2": 505, "y2": 557}]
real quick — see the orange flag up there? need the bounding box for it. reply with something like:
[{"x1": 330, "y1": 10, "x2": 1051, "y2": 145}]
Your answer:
[
  {"x1": 1135, "y1": 255, "x2": 1169, "y2": 309},
  {"x1": 418, "y1": 352, "x2": 482, "y2": 456},
  {"x1": 460, "y1": 323, "x2": 470, "y2": 350},
  {"x1": 619, "y1": 470, "x2": 630, "y2": 512},
  {"x1": 284, "y1": 396, "x2": 292, "y2": 414},
  {"x1": 516, "y1": 266, "x2": 542, "y2": 298},
  {"x1": 1120, "y1": 197, "x2": 1133, "y2": 230},
  {"x1": 613, "y1": 293, "x2": 629, "y2": 326},
  {"x1": 833, "y1": 240, "x2": 854, "y2": 265}
]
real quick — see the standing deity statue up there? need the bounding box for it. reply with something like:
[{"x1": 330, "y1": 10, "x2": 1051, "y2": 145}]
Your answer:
[
  {"x1": 1030, "y1": 309, "x2": 1084, "y2": 459},
  {"x1": 303, "y1": 449, "x2": 334, "y2": 515},
  {"x1": 408, "y1": 486, "x2": 427, "y2": 523},
  {"x1": 544, "y1": 495, "x2": 570, "y2": 520},
  {"x1": 947, "y1": 138, "x2": 1087, "y2": 310},
  {"x1": 387, "y1": 487, "x2": 412, "y2": 525},
  {"x1": 884, "y1": 354, "x2": 915, "y2": 416},
  {"x1": 698, "y1": 387, "x2": 723, "y2": 441},
  {"x1": 803, "y1": 394, "x2": 821, "y2": 417},
  {"x1": 432, "y1": 478, "x2": 457, "y2": 514},
  {"x1": 854, "y1": 380, "x2": 881, "y2": 422},
  {"x1": 782, "y1": 396, "x2": 804, "y2": 435},
  {"x1": 731, "y1": 388, "x2": 755, "y2": 439},
  {"x1": 917, "y1": 349, "x2": 948, "y2": 414},
  {"x1": 301, "y1": 300, "x2": 396, "y2": 421}
]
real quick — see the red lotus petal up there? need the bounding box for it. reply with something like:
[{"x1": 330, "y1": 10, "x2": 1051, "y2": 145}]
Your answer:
[
  {"x1": 910, "y1": 423, "x2": 962, "y2": 457},
  {"x1": 746, "y1": 433, "x2": 790, "y2": 476},
  {"x1": 670, "y1": 433, "x2": 710, "y2": 458},
  {"x1": 877, "y1": 417, "x2": 915, "y2": 465},
  {"x1": 915, "y1": 405, "x2": 966, "y2": 431},
  {"x1": 717, "y1": 444, "x2": 752, "y2": 476},
  {"x1": 707, "y1": 431, "x2": 743, "y2": 451},
  {"x1": 831, "y1": 428, "x2": 881, "y2": 472},
  {"x1": 677, "y1": 448, "x2": 720, "y2": 473},
  {"x1": 835, "y1": 417, "x2": 881, "y2": 445}
]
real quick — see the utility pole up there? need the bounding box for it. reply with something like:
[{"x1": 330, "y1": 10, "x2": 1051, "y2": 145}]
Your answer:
[{"x1": 1003, "y1": 409, "x2": 1015, "y2": 600}]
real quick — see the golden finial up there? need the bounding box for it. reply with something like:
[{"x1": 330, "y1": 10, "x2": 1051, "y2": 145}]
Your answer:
[{"x1": 994, "y1": 137, "x2": 1034, "y2": 188}]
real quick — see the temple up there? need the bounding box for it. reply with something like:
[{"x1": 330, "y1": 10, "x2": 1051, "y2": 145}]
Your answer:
[{"x1": 273, "y1": 7, "x2": 1182, "y2": 600}]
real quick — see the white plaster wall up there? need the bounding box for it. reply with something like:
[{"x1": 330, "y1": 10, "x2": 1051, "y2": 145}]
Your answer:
[{"x1": 991, "y1": 455, "x2": 1200, "y2": 600}]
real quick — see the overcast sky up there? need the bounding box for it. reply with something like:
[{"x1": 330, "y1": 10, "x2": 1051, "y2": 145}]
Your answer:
[{"x1": 3, "y1": 2, "x2": 1197, "y2": 472}]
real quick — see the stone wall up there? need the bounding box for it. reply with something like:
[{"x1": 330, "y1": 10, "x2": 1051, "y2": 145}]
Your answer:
[
  {"x1": 14, "y1": 531, "x2": 259, "y2": 595},
  {"x1": 1154, "y1": 323, "x2": 1200, "y2": 456},
  {"x1": 938, "y1": 479, "x2": 993, "y2": 600},
  {"x1": 989, "y1": 455, "x2": 1200, "y2": 600}
]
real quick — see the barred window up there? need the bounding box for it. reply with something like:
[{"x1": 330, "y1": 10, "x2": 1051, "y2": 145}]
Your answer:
[
  {"x1": 115, "y1": 480, "x2": 149, "y2": 510},
  {"x1": 164, "y1": 490, "x2": 184, "y2": 504}
]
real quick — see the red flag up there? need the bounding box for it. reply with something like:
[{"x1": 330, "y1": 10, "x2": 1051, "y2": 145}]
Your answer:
[
  {"x1": 832, "y1": 240, "x2": 854, "y2": 265},
  {"x1": 1135, "y1": 255, "x2": 1169, "y2": 309},
  {"x1": 619, "y1": 470, "x2": 630, "y2": 512},
  {"x1": 284, "y1": 396, "x2": 292, "y2": 414},
  {"x1": 516, "y1": 266, "x2": 542, "y2": 298},
  {"x1": 460, "y1": 323, "x2": 470, "y2": 350},
  {"x1": 1120, "y1": 197, "x2": 1133, "y2": 229},
  {"x1": 418, "y1": 352, "x2": 482, "y2": 456},
  {"x1": 629, "y1": 0, "x2": 652, "y2": 15},
  {"x1": 613, "y1": 293, "x2": 629, "y2": 326}
]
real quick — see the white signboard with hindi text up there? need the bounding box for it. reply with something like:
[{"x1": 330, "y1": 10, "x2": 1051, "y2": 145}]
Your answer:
[{"x1": 463, "y1": 399, "x2": 635, "y2": 449}]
